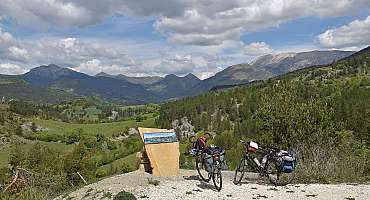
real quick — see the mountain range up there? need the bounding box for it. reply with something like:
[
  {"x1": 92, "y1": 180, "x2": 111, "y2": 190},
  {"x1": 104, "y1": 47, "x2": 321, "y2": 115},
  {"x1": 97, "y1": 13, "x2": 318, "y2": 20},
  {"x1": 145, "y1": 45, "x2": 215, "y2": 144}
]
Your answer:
[{"x1": 0, "y1": 50, "x2": 354, "y2": 104}]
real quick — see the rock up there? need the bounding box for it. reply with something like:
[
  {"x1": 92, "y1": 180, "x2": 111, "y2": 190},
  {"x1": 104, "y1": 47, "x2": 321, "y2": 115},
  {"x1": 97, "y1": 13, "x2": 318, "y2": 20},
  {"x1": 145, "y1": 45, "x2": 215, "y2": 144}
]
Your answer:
[
  {"x1": 171, "y1": 117, "x2": 195, "y2": 140},
  {"x1": 21, "y1": 122, "x2": 48, "y2": 133}
]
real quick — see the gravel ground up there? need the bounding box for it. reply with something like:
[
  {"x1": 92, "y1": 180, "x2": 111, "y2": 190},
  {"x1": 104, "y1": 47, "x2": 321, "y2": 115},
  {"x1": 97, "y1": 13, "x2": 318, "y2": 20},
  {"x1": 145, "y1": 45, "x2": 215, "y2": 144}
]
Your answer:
[{"x1": 57, "y1": 170, "x2": 370, "y2": 200}]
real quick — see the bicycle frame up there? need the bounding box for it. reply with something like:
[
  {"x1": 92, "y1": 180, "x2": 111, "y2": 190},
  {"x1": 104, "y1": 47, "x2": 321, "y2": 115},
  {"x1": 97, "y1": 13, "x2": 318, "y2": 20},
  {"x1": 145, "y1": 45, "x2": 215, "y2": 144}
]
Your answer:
[{"x1": 242, "y1": 147, "x2": 279, "y2": 176}]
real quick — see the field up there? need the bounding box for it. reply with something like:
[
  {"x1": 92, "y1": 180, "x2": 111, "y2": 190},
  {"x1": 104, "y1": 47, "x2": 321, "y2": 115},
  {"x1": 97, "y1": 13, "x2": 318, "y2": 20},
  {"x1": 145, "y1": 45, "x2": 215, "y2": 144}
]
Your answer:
[
  {"x1": 0, "y1": 114, "x2": 156, "y2": 168},
  {"x1": 30, "y1": 114, "x2": 155, "y2": 137}
]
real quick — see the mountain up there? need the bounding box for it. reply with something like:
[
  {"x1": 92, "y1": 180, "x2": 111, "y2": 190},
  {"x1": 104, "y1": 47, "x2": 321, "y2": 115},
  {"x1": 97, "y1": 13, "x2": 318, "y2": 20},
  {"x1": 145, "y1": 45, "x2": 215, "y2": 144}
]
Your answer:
[
  {"x1": 21, "y1": 64, "x2": 160, "y2": 104},
  {"x1": 193, "y1": 50, "x2": 354, "y2": 93},
  {"x1": 95, "y1": 72, "x2": 163, "y2": 85},
  {"x1": 148, "y1": 73, "x2": 201, "y2": 99},
  {"x1": 23, "y1": 64, "x2": 88, "y2": 86},
  {"x1": 0, "y1": 74, "x2": 78, "y2": 103},
  {"x1": 0, "y1": 50, "x2": 358, "y2": 104},
  {"x1": 254, "y1": 50, "x2": 354, "y2": 75}
]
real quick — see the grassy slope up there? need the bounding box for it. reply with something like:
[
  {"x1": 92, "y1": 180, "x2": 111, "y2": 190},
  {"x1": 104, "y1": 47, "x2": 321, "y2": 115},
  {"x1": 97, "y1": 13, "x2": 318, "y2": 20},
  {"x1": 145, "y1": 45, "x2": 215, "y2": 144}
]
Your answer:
[
  {"x1": 98, "y1": 152, "x2": 139, "y2": 172},
  {"x1": 0, "y1": 115, "x2": 156, "y2": 168},
  {"x1": 30, "y1": 116, "x2": 155, "y2": 137},
  {"x1": 0, "y1": 137, "x2": 73, "y2": 167}
]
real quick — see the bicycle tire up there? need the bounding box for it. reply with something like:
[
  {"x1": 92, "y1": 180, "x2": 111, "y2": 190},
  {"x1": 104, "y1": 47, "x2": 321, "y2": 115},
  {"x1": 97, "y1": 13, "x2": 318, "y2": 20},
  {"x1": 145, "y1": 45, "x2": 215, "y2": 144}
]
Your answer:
[
  {"x1": 196, "y1": 156, "x2": 211, "y2": 182},
  {"x1": 212, "y1": 161, "x2": 222, "y2": 191},
  {"x1": 233, "y1": 157, "x2": 245, "y2": 185},
  {"x1": 266, "y1": 157, "x2": 295, "y2": 186}
]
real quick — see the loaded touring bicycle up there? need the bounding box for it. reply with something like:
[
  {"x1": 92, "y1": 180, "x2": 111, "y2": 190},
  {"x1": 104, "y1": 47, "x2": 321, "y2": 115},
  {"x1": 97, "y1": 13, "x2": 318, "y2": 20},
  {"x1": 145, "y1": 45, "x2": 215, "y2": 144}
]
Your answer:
[
  {"x1": 189, "y1": 135, "x2": 227, "y2": 191},
  {"x1": 234, "y1": 140, "x2": 297, "y2": 186}
]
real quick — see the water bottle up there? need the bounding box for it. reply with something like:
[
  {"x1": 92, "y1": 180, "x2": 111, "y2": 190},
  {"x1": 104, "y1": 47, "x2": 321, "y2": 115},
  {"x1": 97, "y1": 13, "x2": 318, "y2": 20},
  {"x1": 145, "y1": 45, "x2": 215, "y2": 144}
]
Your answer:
[{"x1": 261, "y1": 155, "x2": 268, "y2": 168}]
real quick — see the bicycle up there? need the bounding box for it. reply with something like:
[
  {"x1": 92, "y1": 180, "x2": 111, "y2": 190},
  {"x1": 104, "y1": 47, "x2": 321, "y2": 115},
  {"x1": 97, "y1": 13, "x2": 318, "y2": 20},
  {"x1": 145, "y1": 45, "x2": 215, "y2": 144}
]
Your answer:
[
  {"x1": 233, "y1": 140, "x2": 296, "y2": 186},
  {"x1": 190, "y1": 136, "x2": 223, "y2": 191}
]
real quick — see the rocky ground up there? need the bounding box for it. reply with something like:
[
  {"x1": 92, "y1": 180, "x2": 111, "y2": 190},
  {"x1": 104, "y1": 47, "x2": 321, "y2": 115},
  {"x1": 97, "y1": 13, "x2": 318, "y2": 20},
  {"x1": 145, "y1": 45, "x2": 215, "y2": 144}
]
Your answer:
[{"x1": 57, "y1": 170, "x2": 370, "y2": 200}]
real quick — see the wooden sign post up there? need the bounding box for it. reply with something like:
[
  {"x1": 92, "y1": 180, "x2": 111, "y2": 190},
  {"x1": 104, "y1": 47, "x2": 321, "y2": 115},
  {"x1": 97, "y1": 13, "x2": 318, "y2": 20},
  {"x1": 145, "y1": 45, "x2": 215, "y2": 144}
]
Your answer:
[{"x1": 138, "y1": 127, "x2": 180, "y2": 177}]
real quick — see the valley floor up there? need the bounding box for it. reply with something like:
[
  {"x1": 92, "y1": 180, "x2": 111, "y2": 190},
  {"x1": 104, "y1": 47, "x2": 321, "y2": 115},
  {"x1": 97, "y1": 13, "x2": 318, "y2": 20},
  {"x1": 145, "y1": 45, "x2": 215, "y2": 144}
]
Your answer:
[{"x1": 58, "y1": 170, "x2": 370, "y2": 200}]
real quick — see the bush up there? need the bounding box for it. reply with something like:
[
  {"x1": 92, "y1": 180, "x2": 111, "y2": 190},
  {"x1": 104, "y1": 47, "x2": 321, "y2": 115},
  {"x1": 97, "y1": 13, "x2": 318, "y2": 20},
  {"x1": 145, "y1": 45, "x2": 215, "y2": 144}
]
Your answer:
[
  {"x1": 65, "y1": 128, "x2": 83, "y2": 144},
  {"x1": 147, "y1": 178, "x2": 160, "y2": 186},
  {"x1": 95, "y1": 168, "x2": 108, "y2": 178},
  {"x1": 36, "y1": 133, "x2": 64, "y2": 142},
  {"x1": 120, "y1": 162, "x2": 133, "y2": 173},
  {"x1": 295, "y1": 131, "x2": 369, "y2": 183},
  {"x1": 113, "y1": 191, "x2": 137, "y2": 200}
]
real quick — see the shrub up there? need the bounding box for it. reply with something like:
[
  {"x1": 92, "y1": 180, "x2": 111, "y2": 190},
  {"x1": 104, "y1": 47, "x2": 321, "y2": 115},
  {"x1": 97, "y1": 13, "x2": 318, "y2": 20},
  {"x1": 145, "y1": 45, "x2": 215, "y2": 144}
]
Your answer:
[
  {"x1": 65, "y1": 128, "x2": 83, "y2": 144},
  {"x1": 147, "y1": 178, "x2": 160, "y2": 186},
  {"x1": 95, "y1": 168, "x2": 107, "y2": 178},
  {"x1": 120, "y1": 162, "x2": 133, "y2": 174},
  {"x1": 113, "y1": 191, "x2": 137, "y2": 200}
]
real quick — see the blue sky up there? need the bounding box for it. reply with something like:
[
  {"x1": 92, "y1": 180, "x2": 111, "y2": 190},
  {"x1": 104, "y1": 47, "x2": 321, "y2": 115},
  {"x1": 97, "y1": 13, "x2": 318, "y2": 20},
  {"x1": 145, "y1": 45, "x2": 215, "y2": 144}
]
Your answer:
[{"x1": 0, "y1": 0, "x2": 369, "y2": 79}]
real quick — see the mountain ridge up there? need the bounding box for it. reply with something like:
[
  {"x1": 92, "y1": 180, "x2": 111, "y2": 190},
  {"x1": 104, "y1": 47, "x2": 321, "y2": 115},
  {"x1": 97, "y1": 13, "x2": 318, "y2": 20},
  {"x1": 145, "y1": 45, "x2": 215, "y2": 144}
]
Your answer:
[{"x1": 0, "y1": 49, "x2": 357, "y2": 104}]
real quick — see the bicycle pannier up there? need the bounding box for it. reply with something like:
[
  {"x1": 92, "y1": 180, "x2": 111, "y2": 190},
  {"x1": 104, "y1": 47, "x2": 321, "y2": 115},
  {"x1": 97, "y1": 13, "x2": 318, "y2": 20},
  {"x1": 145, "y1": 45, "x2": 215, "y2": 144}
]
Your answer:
[
  {"x1": 276, "y1": 150, "x2": 296, "y2": 173},
  {"x1": 204, "y1": 147, "x2": 227, "y2": 173}
]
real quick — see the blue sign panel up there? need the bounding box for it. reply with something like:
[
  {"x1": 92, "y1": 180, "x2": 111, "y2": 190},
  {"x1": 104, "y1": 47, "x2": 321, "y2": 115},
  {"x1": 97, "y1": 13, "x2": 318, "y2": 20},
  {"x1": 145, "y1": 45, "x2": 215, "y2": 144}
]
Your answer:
[{"x1": 143, "y1": 132, "x2": 177, "y2": 144}]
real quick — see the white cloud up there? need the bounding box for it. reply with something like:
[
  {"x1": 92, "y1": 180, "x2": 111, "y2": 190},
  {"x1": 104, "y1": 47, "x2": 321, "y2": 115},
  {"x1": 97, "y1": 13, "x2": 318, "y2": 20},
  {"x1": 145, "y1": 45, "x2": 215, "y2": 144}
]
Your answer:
[
  {"x1": 1, "y1": 0, "x2": 368, "y2": 46},
  {"x1": 75, "y1": 59, "x2": 130, "y2": 75},
  {"x1": 0, "y1": 63, "x2": 27, "y2": 75},
  {"x1": 8, "y1": 46, "x2": 29, "y2": 60},
  {"x1": 317, "y1": 15, "x2": 370, "y2": 49},
  {"x1": 154, "y1": 0, "x2": 368, "y2": 45},
  {"x1": 243, "y1": 42, "x2": 273, "y2": 56}
]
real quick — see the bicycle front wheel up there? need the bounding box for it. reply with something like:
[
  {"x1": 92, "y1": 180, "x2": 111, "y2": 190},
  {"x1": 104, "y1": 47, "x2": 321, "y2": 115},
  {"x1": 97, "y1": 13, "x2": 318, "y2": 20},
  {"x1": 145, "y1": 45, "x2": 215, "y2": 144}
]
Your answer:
[
  {"x1": 196, "y1": 156, "x2": 211, "y2": 182},
  {"x1": 212, "y1": 161, "x2": 222, "y2": 191},
  {"x1": 233, "y1": 157, "x2": 245, "y2": 185}
]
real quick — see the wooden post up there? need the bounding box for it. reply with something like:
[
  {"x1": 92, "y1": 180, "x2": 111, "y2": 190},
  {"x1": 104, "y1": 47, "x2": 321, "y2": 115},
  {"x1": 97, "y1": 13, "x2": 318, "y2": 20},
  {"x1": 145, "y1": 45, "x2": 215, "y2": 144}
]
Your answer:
[{"x1": 77, "y1": 172, "x2": 88, "y2": 185}]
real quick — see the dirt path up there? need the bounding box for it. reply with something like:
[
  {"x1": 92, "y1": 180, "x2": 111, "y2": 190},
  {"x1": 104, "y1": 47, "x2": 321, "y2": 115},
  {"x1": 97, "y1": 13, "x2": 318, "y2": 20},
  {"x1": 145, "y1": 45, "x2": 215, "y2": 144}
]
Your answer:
[{"x1": 58, "y1": 170, "x2": 370, "y2": 200}]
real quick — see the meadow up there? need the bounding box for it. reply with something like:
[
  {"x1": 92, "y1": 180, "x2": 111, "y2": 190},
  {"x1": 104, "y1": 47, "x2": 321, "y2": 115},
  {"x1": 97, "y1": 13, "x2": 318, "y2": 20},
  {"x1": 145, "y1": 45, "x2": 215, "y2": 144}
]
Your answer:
[{"x1": 31, "y1": 114, "x2": 155, "y2": 137}]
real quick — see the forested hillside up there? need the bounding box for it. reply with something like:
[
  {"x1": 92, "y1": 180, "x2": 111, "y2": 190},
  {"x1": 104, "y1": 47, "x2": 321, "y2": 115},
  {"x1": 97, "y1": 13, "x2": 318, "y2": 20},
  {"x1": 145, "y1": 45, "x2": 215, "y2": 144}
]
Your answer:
[{"x1": 157, "y1": 46, "x2": 370, "y2": 183}]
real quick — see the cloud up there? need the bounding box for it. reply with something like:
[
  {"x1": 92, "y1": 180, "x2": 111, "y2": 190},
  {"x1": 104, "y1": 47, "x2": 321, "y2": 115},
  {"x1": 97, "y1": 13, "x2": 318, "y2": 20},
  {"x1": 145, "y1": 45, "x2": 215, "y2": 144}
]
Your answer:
[
  {"x1": 243, "y1": 42, "x2": 273, "y2": 56},
  {"x1": 1, "y1": 0, "x2": 368, "y2": 46},
  {"x1": 0, "y1": 63, "x2": 27, "y2": 74},
  {"x1": 8, "y1": 46, "x2": 29, "y2": 60},
  {"x1": 154, "y1": 0, "x2": 368, "y2": 45},
  {"x1": 317, "y1": 15, "x2": 370, "y2": 49},
  {"x1": 74, "y1": 59, "x2": 131, "y2": 75}
]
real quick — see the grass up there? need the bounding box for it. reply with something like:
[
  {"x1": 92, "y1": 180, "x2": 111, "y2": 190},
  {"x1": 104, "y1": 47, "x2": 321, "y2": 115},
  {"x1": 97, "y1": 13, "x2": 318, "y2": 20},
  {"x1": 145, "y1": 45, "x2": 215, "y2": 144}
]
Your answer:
[
  {"x1": 1, "y1": 112, "x2": 155, "y2": 169},
  {"x1": 98, "y1": 152, "x2": 139, "y2": 174},
  {"x1": 0, "y1": 137, "x2": 73, "y2": 168},
  {"x1": 30, "y1": 116, "x2": 155, "y2": 137}
]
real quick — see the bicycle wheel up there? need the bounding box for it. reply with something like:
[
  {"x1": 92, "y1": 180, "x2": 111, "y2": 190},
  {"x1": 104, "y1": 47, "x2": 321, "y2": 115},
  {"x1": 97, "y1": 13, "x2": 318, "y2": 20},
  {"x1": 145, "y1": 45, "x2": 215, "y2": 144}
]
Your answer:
[
  {"x1": 233, "y1": 157, "x2": 245, "y2": 185},
  {"x1": 196, "y1": 155, "x2": 211, "y2": 182},
  {"x1": 212, "y1": 161, "x2": 222, "y2": 191},
  {"x1": 266, "y1": 158, "x2": 295, "y2": 186}
]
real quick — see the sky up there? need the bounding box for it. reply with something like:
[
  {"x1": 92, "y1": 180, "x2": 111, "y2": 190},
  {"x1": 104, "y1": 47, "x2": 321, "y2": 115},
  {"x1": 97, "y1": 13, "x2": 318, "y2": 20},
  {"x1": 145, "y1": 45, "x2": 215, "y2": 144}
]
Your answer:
[{"x1": 0, "y1": 0, "x2": 369, "y2": 79}]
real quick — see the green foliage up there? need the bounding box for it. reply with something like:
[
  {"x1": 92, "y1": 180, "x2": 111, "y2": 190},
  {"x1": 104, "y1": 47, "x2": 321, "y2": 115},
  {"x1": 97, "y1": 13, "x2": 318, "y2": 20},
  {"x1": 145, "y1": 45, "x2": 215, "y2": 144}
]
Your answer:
[
  {"x1": 157, "y1": 48, "x2": 370, "y2": 183},
  {"x1": 120, "y1": 161, "x2": 134, "y2": 173},
  {"x1": 147, "y1": 178, "x2": 160, "y2": 186},
  {"x1": 65, "y1": 128, "x2": 83, "y2": 144},
  {"x1": 113, "y1": 191, "x2": 137, "y2": 200}
]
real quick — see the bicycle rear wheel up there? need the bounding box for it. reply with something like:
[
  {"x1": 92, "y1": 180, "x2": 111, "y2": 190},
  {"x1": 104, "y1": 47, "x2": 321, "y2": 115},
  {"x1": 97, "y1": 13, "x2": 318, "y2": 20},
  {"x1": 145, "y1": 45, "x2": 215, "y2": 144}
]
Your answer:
[
  {"x1": 212, "y1": 161, "x2": 222, "y2": 191},
  {"x1": 266, "y1": 158, "x2": 295, "y2": 186},
  {"x1": 233, "y1": 157, "x2": 245, "y2": 185},
  {"x1": 196, "y1": 156, "x2": 211, "y2": 182}
]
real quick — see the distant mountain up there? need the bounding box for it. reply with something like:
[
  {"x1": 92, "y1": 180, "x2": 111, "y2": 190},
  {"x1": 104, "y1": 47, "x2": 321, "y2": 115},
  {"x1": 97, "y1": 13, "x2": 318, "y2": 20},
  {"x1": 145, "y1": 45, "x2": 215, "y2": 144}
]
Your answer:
[
  {"x1": 253, "y1": 50, "x2": 355, "y2": 75},
  {"x1": 95, "y1": 72, "x2": 163, "y2": 85},
  {"x1": 21, "y1": 64, "x2": 160, "y2": 104},
  {"x1": 0, "y1": 74, "x2": 78, "y2": 103},
  {"x1": 148, "y1": 73, "x2": 201, "y2": 99},
  {"x1": 23, "y1": 64, "x2": 88, "y2": 86},
  {"x1": 0, "y1": 50, "x2": 357, "y2": 104},
  {"x1": 193, "y1": 50, "x2": 354, "y2": 93}
]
